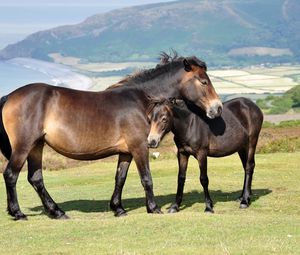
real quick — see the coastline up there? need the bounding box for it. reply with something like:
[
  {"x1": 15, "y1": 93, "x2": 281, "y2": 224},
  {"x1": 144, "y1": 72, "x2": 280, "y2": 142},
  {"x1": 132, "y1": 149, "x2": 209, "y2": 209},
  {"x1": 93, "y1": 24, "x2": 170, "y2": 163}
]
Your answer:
[{"x1": 0, "y1": 58, "x2": 93, "y2": 96}]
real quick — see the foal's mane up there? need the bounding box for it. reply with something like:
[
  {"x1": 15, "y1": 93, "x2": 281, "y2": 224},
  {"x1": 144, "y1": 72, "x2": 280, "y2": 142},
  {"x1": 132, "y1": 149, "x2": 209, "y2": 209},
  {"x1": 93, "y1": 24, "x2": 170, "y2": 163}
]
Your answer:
[
  {"x1": 146, "y1": 97, "x2": 173, "y2": 117},
  {"x1": 107, "y1": 52, "x2": 207, "y2": 89}
]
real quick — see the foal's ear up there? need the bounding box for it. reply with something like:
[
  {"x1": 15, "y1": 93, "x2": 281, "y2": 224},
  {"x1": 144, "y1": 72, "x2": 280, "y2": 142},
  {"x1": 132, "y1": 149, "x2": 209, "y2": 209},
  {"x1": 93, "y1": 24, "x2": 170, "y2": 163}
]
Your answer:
[
  {"x1": 169, "y1": 97, "x2": 177, "y2": 105},
  {"x1": 146, "y1": 102, "x2": 155, "y2": 123},
  {"x1": 183, "y1": 59, "x2": 192, "y2": 72}
]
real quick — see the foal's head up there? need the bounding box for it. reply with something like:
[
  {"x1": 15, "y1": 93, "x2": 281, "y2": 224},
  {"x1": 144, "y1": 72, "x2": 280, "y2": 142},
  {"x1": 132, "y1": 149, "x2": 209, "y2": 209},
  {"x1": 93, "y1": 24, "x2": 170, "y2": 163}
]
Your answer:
[{"x1": 147, "y1": 99, "x2": 173, "y2": 148}]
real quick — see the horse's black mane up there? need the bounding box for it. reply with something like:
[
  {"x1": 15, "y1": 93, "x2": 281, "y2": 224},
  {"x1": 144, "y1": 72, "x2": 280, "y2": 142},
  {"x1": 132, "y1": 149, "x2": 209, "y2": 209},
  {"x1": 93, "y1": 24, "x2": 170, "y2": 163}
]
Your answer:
[
  {"x1": 158, "y1": 50, "x2": 207, "y2": 71},
  {"x1": 107, "y1": 51, "x2": 207, "y2": 89}
]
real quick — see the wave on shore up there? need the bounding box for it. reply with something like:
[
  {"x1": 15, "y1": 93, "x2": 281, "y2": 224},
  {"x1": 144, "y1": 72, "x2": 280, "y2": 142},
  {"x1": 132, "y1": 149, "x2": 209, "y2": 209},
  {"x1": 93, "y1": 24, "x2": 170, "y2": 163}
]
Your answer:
[{"x1": 7, "y1": 58, "x2": 92, "y2": 90}]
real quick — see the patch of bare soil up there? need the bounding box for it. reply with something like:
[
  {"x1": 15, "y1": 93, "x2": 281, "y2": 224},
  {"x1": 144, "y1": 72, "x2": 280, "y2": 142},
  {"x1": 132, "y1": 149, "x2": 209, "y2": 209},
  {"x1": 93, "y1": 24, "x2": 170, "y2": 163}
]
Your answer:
[{"x1": 264, "y1": 113, "x2": 300, "y2": 124}]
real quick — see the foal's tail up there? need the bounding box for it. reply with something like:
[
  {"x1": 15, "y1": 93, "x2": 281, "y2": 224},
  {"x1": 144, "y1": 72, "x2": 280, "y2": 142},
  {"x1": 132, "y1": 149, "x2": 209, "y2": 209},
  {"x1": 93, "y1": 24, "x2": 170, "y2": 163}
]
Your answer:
[{"x1": 0, "y1": 95, "x2": 11, "y2": 159}]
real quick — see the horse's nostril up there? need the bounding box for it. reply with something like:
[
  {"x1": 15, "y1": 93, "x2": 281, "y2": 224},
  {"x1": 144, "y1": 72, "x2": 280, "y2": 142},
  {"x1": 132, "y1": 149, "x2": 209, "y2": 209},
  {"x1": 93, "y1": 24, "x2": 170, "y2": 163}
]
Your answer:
[
  {"x1": 150, "y1": 139, "x2": 157, "y2": 148},
  {"x1": 217, "y1": 106, "x2": 222, "y2": 115}
]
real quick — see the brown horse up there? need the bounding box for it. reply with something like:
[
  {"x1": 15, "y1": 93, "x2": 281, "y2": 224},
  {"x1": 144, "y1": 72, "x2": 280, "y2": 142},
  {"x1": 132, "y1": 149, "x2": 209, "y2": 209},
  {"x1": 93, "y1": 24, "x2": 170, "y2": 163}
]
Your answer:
[
  {"x1": 147, "y1": 98, "x2": 263, "y2": 213},
  {"x1": 0, "y1": 54, "x2": 222, "y2": 220}
]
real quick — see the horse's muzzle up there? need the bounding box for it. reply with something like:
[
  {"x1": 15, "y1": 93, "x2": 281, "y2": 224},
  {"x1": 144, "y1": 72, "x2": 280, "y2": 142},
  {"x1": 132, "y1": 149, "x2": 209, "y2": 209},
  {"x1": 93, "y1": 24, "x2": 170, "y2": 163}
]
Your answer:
[
  {"x1": 207, "y1": 100, "x2": 223, "y2": 119},
  {"x1": 147, "y1": 135, "x2": 161, "y2": 148}
]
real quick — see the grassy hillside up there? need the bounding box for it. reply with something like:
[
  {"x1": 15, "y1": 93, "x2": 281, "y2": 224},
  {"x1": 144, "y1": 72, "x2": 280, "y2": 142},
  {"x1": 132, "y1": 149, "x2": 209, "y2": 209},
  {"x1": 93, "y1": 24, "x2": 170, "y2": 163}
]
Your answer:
[
  {"x1": 1, "y1": 0, "x2": 300, "y2": 66},
  {"x1": 0, "y1": 152, "x2": 299, "y2": 254}
]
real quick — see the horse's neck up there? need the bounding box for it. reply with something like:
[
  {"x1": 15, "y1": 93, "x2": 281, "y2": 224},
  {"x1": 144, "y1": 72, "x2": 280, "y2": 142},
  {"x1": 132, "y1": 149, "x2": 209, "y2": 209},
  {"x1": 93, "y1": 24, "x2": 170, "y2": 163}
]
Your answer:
[
  {"x1": 109, "y1": 87, "x2": 151, "y2": 112},
  {"x1": 135, "y1": 70, "x2": 183, "y2": 99}
]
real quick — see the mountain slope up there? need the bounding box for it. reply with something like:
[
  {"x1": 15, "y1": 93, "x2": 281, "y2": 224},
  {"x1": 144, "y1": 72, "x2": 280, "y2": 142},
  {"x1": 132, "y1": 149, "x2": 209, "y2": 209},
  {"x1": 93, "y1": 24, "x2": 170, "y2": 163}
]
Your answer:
[{"x1": 1, "y1": 0, "x2": 299, "y2": 66}]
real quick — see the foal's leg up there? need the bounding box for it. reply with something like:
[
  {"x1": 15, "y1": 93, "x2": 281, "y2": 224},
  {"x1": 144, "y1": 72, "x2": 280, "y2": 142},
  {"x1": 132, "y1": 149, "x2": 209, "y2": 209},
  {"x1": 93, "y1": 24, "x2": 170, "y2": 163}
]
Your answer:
[
  {"x1": 110, "y1": 153, "x2": 132, "y2": 217},
  {"x1": 168, "y1": 151, "x2": 189, "y2": 213},
  {"x1": 238, "y1": 145, "x2": 256, "y2": 208},
  {"x1": 3, "y1": 151, "x2": 28, "y2": 220},
  {"x1": 197, "y1": 153, "x2": 214, "y2": 213},
  {"x1": 132, "y1": 147, "x2": 162, "y2": 214},
  {"x1": 27, "y1": 142, "x2": 68, "y2": 219}
]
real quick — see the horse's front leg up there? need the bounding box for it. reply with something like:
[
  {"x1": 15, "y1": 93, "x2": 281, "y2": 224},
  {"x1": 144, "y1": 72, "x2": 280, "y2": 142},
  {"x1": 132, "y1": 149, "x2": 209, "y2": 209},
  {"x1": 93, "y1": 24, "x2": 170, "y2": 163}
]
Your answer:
[
  {"x1": 197, "y1": 152, "x2": 214, "y2": 213},
  {"x1": 168, "y1": 151, "x2": 189, "y2": 213},
  {"x1": 132, "y1": 147, "x2": 162, "y2": 214},
  {"x1": 110, "y1": 153, "x2": 132, "y2": 217}
]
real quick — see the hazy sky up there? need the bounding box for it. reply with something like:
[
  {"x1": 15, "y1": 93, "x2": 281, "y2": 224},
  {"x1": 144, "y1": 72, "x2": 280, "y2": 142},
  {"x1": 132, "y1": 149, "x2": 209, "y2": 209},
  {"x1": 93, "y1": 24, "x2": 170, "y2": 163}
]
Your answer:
[{"x1": 0, "y1": 0, "x2": 175, "y2": 49}]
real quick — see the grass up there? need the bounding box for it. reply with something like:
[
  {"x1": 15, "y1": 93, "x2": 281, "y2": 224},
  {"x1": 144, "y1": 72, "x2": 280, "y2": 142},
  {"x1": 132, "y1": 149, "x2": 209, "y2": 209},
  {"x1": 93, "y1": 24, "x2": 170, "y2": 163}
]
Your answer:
[{"x1": 0, "y1": 152, "x2": 299, "y2": 254}]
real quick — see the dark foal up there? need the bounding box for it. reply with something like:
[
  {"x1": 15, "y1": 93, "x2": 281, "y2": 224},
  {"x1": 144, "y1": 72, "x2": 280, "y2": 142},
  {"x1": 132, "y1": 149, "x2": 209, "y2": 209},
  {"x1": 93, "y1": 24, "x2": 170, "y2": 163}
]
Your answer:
[
  {"x1": 147, "y1": 98, "x2": 263, "y2": 213},
  {"x1": 0, "y1": 54, "x2": 222, "y2": 220}
]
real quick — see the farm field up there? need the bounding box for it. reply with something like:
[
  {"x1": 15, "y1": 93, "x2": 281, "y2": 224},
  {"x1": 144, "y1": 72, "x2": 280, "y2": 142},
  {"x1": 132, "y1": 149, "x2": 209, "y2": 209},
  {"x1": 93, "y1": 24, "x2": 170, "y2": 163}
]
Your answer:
[
  {"x1": 0, "y1": 152, "x2": 299, "y2": 255},
  {"x1": 209, "y1": 65, "x2": 300, "y2": 95},
  {"x1": 50, "y1": 54, "x2": 300, "y2": 95},
  {"x1": 87, "y1": 64, "x2": 300, "y2": 95}
]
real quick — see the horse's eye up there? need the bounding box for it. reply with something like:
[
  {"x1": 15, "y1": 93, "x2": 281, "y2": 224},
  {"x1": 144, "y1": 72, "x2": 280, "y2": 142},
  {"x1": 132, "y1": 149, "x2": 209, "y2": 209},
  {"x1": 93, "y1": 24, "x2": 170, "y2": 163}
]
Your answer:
[
  {"x1": 201, "y1": 79, "x2": 208, "y2": 85},
  {"x1": 161, "y1": 116, "x2": 167, "y2": 123}
]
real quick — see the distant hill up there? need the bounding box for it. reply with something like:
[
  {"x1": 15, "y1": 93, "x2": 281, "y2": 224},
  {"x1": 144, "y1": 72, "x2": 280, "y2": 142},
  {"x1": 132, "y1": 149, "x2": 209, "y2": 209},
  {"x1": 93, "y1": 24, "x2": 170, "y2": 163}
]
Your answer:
[{"x1": 1, "y1": 0, "x2": 300, "y2": 67}]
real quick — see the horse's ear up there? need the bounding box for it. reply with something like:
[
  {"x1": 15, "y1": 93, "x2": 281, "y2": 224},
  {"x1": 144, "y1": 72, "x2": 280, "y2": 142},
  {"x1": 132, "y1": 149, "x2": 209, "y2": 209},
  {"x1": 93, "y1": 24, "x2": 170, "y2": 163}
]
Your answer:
[{"x1": 183, "y1": 59, "x2": 192, "y2": 72}]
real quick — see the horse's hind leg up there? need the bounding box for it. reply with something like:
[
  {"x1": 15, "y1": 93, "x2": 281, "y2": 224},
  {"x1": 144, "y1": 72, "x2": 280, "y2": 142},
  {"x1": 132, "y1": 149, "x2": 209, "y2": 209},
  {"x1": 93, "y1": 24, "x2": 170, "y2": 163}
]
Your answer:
[
  {"x1": 27, "y1": 142, "x2": 68, "y2": 219},
  {"x1": 238, "y1": 144, "x2": 256, "y2": 208},
  {"x1": 3, "y1": 151, "x2": 29, "y2": 220},
  {"x1": 197, "y1": 152, "x2": 214, "y2": 213},
  {"x1": 168, "y1": 151, "x2": 189, "y2": 213},
  {"x1": 110, "y1": 153, "x2": 132, "y2": 217}
]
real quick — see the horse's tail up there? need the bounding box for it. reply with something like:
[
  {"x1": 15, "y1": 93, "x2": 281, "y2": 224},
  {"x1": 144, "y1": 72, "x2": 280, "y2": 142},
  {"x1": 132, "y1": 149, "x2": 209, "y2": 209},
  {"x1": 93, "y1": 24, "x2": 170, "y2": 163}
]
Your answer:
[{"x1": 0, "y1": 95, "x2": 11, "y2": 159}]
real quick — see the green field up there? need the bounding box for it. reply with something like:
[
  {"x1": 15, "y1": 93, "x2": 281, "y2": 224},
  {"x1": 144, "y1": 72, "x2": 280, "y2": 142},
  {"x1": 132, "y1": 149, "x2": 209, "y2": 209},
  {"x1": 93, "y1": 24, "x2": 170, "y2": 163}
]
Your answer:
[{"x1": 0, "y1": 152, "x2": 299, "y2": 254}]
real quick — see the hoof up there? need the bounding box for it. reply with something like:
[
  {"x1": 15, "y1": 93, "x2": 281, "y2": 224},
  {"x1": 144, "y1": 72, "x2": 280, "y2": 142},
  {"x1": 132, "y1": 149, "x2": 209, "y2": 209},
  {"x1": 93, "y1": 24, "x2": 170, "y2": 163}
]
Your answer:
[
  {"x1": 115, "y1": 209, "x2": 128, "y2": 217},
  {"x1": 204, "y1": 208, "x2": 214, "y2": 214},
  {"x1": 112, "y1": 205, "x2": 127, "y2": 217},
  {"x1": 239, "y1": 203, "x2": 249, "y2": 209},
  {"x1": 168, "y1": 205, "x2": 179, "y2": 214},
  {"x1": 50, "y1": 210, "x2": 69, "y2": 220},
  {"x1": 14, "y1": 212, "x2": 28, "y2": 221},
  {"x1": 147, "y1": 206, "x2": 163, "y2": 214},
  {"x1": 57, "y1": 214, "x2": 70, "y2": 220},
  {"x1": 116, "y1": 211, "x2": 127, "y2": 217}
]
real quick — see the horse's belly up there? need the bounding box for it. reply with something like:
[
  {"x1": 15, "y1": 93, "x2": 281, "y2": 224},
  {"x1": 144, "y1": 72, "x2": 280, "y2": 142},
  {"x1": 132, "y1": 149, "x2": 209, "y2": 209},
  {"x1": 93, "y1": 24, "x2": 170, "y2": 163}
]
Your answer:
[
  {"x1": 208, "y1": 129, "x2": 247, "y2": 157},
  {"x1": 44, "y1": 127, "x2": 128, "y2": 160}
]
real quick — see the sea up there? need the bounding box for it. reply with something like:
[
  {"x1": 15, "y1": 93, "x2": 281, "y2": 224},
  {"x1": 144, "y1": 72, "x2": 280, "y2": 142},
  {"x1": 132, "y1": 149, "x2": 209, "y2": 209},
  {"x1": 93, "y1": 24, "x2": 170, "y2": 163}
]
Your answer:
[
  {"x1": 0, "y1": 60, "x2": 53, "y2": 96},
  {"x1": 0, "y1": 58, "x2": 93, "y2": 97}
]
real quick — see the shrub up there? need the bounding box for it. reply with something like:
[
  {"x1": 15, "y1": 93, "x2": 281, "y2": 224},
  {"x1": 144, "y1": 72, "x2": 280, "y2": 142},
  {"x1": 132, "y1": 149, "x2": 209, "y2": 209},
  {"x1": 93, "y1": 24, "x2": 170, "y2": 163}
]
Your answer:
[
  {"x1": 268, "y1": 97, "x2": 293, "y2": 114},
  {"x1": 258, "y1": 137, "x2": 300, "y2": 153},
  {"x1": 256, "y1": 98, "x2": 269, "y2": 109}
]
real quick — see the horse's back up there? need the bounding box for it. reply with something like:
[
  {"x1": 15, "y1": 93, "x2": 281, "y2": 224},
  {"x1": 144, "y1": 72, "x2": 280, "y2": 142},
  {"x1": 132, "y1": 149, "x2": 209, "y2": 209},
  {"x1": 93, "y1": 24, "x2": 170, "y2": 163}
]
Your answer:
[
  {"x1": 224, "y1": 97, "x2": 263, "y2": 135},
  {"x1": 172, "y1": 98, "x2": 263, "y2": 157},
  {"x1": 3, "y1": 83, "x2": 52, "y2": 127},
  {"x1": 2, "y1": 83, "x2": 149, "y2": 160}
]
